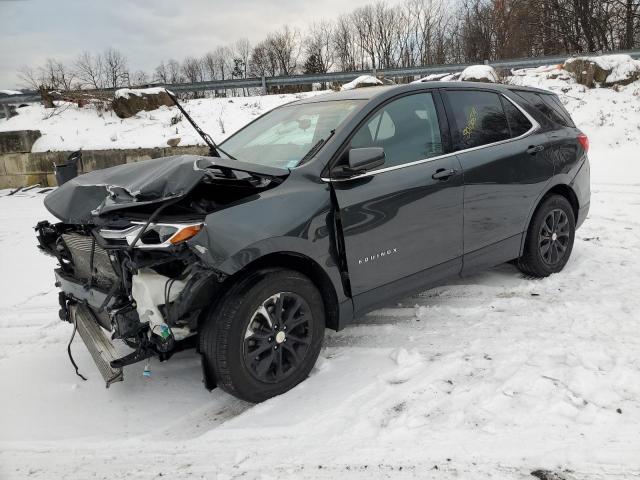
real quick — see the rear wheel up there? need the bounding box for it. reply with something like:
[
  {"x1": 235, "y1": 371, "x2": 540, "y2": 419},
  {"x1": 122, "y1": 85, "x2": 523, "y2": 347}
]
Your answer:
[
  {"x1": 517, "y1": 195, "x2": 575, "y2": 277},
  {"x1": 200, "y1": 269, "x2": 325, "y2": 403}
]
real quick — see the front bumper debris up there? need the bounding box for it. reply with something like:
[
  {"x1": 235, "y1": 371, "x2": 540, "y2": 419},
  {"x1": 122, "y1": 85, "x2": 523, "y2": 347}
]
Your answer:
[
  {"x1": 55, "y1": 269, "x2": 116, "y2": 312},
  {"x1": 71, "y1": 304, "x2": 123, "y2": 387}
]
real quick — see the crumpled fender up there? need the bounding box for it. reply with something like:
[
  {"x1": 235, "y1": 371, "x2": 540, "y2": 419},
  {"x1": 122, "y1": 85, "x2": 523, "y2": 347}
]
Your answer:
[{"x1": 186, "y1": 177, "x2": 347, "y2": 301}]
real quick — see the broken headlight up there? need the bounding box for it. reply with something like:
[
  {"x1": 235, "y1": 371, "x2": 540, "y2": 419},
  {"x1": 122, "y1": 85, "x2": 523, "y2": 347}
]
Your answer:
[{"x1": 99, "y1": 222, "x2": 203, "y2": 249}]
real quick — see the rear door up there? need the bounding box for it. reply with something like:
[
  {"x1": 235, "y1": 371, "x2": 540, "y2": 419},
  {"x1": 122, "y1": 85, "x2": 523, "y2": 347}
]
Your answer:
[
  {"x1": 442, "y1": 89, "x2": 553, "y2": 273},
  {"x1": 330, "y1": 91, "x2": 464, "y2": 313}
]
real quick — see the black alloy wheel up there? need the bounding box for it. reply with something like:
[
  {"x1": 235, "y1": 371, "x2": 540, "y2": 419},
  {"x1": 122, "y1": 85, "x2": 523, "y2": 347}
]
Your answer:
[
  {"x1": 517, "y1": 194, "x2": 576, "y2": 278},
  {"x1": 538, "y1": 208, "x2": 571, "y2": 265},
  {"x1": 200, "y1": 269, "x2": 325, "y2": 403},
  {"x1": 243, "y1": 292, "x2": 312, "y2": 383}
]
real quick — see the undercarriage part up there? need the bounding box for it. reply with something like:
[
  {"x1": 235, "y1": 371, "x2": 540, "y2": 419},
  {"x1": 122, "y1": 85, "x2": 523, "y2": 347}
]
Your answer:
[
  {"x1": 111, "y1": 304, "x2": 145, "y2": 340},
  {"x1": 72, "y1": 304, "x2": 124, "y2": 387},
  {"x1": 55, "y1": 270, "x2": 115, "y2": 329},
  {"x1": 110, "y1": 341, "x2": 155, "y2": 369},
  {"x1": 58, "y1": 292, "x2": 71, "y2": 322}
]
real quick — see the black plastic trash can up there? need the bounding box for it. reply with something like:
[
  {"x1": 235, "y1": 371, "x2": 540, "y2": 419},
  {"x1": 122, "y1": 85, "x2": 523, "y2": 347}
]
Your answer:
[{"x1": 54, "y1": 151, "x2": 81, "y2": 186}]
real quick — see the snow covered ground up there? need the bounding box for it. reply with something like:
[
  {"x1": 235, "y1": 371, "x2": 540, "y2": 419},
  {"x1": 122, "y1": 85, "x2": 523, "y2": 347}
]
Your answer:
[
  {"x1": 1, "y1": 69, "x2": 640, "y2": 479},
  {"x1": 0, "y1": 91, "x2": 328, "y2": 152}
]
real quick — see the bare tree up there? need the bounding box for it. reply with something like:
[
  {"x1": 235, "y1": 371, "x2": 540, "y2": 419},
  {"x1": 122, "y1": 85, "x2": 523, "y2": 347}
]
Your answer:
[
  {"x1": 250, "y1": 40, "x2": 278, "y2": 77},
  {"x1": 182, "y1": 56, "x2": 204, "y2": 83},
  {"x1": 155, "y1": 61, "x2": 168, "y2": 83},
  {"x1": 333, "y1": 15, "x2": 358, "y2": 71},
  {"x1": 103, "y1": 48, "x2": 129, "y2": 88},
  {"x1": 167, "y1": 59, "x2": 184, "y2": 83},
  {"x1": 202, "y1": 52, "x2": 217, "y2": 81},
  {"x1": 18, "y1": 65, "x2": 45, "y2": 90},
  {"x1": 74, "y1": 52, "x2": 105, "y2": 89},
  {"x1": 19, "y1": 58, "x2": 75, "y2": 91},
  {"x1": 267, "y1": 26, "x2": 301, "y2": 76},
  {"x1": 14, "y1": 0, "x2": 640, "y2": 97},
  {"x1": 304, "y1": 20, "x2": 335, "y2": 73},
  {"x1": 131, "y1": 70, "x2": 150, "y2": 86}
]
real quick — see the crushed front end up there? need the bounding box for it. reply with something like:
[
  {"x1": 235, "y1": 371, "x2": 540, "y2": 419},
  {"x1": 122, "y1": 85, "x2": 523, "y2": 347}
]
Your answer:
[
  {"x1": 36, "y1": 218, "x2": 218, "y2": 386},
  {"x1": 35, "y1": 154, "x2": 287, "y2": 386}
]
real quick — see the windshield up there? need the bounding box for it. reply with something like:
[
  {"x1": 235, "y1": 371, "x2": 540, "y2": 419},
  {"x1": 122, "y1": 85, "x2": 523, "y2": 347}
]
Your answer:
[{"x1": 219, "y1": 99, "x2": 363, "y2": 169}]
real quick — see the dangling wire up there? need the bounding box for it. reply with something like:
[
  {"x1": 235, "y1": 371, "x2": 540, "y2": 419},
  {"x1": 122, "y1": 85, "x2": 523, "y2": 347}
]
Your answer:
[{"x1": 67, "y1": 310, "x2": 87, "y2": 381}]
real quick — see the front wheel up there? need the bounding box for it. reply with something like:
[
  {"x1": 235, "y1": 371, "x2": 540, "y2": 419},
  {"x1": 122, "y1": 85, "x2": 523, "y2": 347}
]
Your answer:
[
  {"x1": 517, "y1": 194, "x2": 576, "y2": 278},
  {"x1": 200, "y1": 269, "x2": 325, "y2": 403}
]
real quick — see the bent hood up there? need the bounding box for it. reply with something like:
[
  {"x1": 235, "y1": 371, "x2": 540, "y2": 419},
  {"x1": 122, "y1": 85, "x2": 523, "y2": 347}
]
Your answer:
[{"x1": 44, "y1": 155, "x2": 288, "y2": 223}]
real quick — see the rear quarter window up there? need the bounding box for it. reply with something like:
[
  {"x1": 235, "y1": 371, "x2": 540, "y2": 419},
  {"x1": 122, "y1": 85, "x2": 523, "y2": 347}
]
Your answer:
[
  {"x1": 514, "y1": 90, "x2": 575, "y2": 128},
  {"x1": 501, "y1": 97, "x2": 533, "y2": 137}
]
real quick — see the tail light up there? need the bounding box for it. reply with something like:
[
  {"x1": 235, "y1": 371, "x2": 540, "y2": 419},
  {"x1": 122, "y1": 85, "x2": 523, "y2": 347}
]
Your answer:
[{"x1": 577, "y1": 133, "x2": 589, "y2": 153}]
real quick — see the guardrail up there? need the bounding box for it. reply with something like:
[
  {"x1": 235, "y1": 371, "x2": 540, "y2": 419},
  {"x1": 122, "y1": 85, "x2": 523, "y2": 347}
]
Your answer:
[{"x1": 2, "y1": 48, "x2": 640, "y2": 106}]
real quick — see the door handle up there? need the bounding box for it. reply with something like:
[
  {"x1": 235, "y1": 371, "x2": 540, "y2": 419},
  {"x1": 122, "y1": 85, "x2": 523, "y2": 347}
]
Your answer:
[
  {"x1": 432, "y1": 168, "x2": 457, "y2": 180},
  {"x1": 526, "y1": 145, "x2": 545, "y2": 155}
]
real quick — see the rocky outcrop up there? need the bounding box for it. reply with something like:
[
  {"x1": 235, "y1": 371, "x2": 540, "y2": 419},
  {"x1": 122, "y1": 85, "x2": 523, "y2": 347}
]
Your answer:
[
  {"x1": 341, "y1": 75, "x2": 384, "y2": 91},
  {"x1": 459, "y1": 65, "x2": 499, "y2": 83},
  {"x1": 112, "y1": 87, "x2": 174, "y2": 119},
  {"x1": 565, "y1": 55, "x2": 640, "y2": 87},
  {"x1": 0, "y1": 130, "x2": 41, "y2": 154},
  {"x1": 564, "y1": 58, "x2": 609, "y2": 87}
]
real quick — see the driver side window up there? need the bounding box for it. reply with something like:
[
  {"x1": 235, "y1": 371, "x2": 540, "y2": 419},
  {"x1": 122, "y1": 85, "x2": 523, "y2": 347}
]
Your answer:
[{"x1": 350, "y1": 92, "x2": 443, "y2": 168}]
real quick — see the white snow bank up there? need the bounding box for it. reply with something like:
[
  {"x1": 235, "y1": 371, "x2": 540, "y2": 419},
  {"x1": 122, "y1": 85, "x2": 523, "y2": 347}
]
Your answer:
[
  {"x1": 114, "y1": 86, "x2": 171, "y2": 99},
  {"x1": 0, "y1": 89, "x2": 22, "y2": 95},
  {"x1": 0, "y1": 91, "x2": 329, "y2": 152},
  {"x1": 341, "y1": 75, "x2": 383, "y2": 91},
  {"x1": 459, "y1": 64, "x2": 498, "y2": 82}
]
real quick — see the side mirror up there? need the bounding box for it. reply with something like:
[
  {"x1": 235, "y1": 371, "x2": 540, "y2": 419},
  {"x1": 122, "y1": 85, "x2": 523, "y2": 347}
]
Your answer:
[{"x1": 332, "y1": 147, "x2": 385, "y2": 179}]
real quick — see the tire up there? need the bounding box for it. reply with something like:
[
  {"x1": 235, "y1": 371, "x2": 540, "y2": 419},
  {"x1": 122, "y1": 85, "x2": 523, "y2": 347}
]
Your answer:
[
  {"x1": 517, "y1": 194, "x2": 575, "y2": 278},
  {"x1": 200, "y1": 268, "x2": 325, "y2": 403}
]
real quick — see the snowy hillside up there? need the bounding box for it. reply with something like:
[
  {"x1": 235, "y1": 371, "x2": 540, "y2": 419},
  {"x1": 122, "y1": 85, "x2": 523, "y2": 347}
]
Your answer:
[
  {"x1": 1, "y1": 66, "x2": 640, "y2": 480},
  {"x1": 0, "y1": 91, "x2": 329, "y2": 152}
]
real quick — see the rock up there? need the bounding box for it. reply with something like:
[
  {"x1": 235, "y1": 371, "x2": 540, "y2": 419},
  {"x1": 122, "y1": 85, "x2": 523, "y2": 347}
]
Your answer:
[
  {"x1": 459, "y1": 65, "x2": 498, "y2": 83},
  {"x1": 495, "y1": 67, "x2": 512, "y2": 81},
  {"x1": 167, "y1": 137, "x2": 181, "y2": 147},
  {"x1": 565, "y1": 55, "x2": 640, "y2": 88},
  {"x1": 112, "y1": 87, "x2": 174, "y2": 119},
  {"x1": 0, "y1": 130, "x2": 42, "y2": 154},
  {"x1": 564, "y1": 58, "x2": 606, "y2": 87},
  {"x1": 341, "y1": 75, "x2": 383, "y2": 91}
]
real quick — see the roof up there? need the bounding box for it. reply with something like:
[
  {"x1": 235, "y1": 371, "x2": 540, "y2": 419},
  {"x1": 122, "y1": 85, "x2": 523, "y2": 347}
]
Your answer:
[{"x1": 292, "y1": 81, "x2": 553, "y2": 106}]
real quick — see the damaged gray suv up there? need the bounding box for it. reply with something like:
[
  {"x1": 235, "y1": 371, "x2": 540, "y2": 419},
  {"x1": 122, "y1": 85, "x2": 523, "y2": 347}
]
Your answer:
[{"x1": 36, "y1": 83, "x2": 590, "y2": 402}]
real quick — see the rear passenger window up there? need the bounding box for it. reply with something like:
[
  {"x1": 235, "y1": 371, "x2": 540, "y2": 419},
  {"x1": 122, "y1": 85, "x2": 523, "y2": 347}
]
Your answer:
[
  {"x1": 514, "y1": 91, "x2": 574, "y2": 127},
  {"x1": 501, "y1": 97, "x2": 533, "y2": 137},
  {"x1": 350, "y1": 92, "x2": 443, "y2": 168},
  {"x1": 447, "y1": 91, "x2": 510, "y2": 149}
]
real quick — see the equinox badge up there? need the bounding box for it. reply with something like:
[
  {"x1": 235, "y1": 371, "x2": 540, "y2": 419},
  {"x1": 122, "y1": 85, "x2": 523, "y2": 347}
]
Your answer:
[{"x1": 358, "y1": 248, "x2": 398, "y2": 265}]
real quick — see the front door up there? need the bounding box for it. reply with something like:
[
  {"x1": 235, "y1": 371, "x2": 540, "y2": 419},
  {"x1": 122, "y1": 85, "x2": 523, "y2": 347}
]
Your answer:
[{"x1": 330, "y1": 92, "x2": 464, "y2": 314}]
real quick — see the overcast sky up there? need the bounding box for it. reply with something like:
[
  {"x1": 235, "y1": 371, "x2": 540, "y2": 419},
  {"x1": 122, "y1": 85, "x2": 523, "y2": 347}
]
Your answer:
[{"x1": 1, "y1": 0, "x2": 388, "y2": 89}]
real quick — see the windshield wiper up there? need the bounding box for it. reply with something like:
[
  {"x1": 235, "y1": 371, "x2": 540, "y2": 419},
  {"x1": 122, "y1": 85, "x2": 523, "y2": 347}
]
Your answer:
[
  {"x1": 299, "y1": 129, "x2": 335, "y2": 165},
  {"x1": 164, "y1": 89, "x2": 237, "y2": 160}
]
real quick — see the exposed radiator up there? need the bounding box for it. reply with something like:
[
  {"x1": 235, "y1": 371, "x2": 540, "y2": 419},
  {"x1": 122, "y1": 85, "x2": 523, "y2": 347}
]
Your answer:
[{"x1": 62, "y1": 233, "x2": 119, "y2": 290}]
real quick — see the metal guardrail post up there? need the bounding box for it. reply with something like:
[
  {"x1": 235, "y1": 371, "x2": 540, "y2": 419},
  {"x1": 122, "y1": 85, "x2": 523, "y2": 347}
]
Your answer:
[{"x1": 261, "y1": 76, "x2": 267, "y2": 95}]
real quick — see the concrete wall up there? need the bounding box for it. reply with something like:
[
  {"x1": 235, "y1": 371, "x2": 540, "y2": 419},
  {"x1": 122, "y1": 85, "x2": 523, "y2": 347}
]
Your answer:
[{"x1": 0, "y1": 145, "x2": 209, "y2": 189}]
